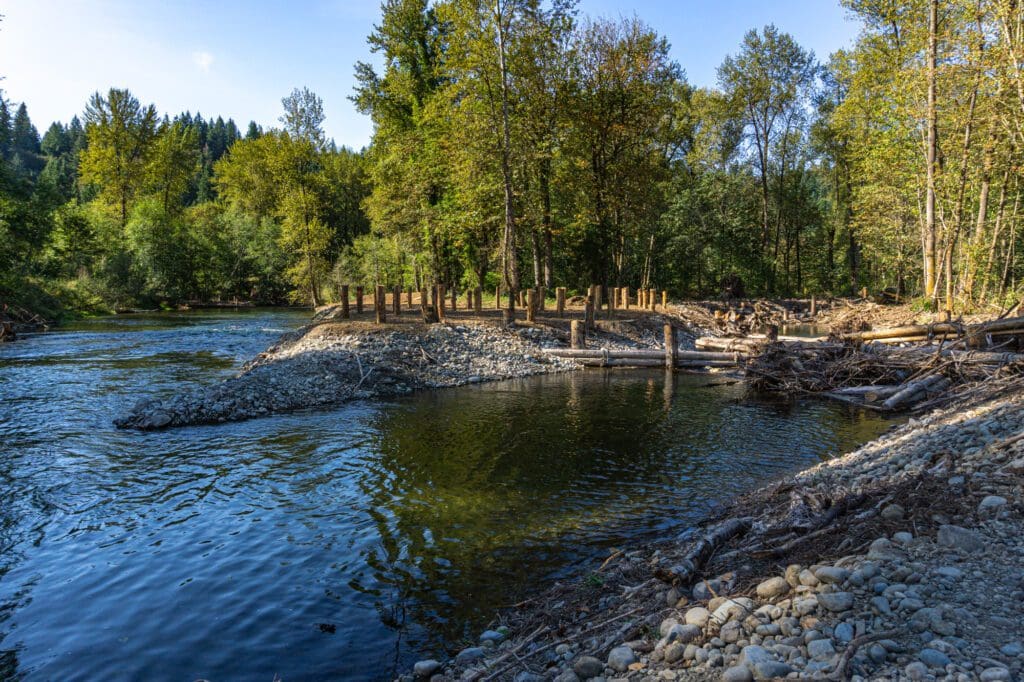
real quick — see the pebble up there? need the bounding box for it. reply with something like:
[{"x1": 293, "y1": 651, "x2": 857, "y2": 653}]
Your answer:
[
  {"x1": 881, "y1": 504, "x2": 905, "y2": 520},
  {"x1": 755, "y1": 577, "x2": 788, "y2": 598},
  {"x1": 814, "y1": 566, "x2": 849, "y2": 584},
  {"x1": 685, "y1": 607, "x2": 711, "y2": 627},
  {"x1": 722, "y1": 666, "x2": 752, "y2": 682},
  {"x1": 808, "y1": 638, "x2": 836, "y2": 661},
  {"x1": 979, "y1": 495, "x2": 1007, "y2": 512},
  {"x1": 816, "y1": 592, "x2": 854, "y2": 612},
  {"x1": 607, "y1": 646, "x2": 635, "y2": 673},
  {"x1": 573, "y1": 656, "x2": 604, "y2": 679},
  {"x1": 413, "y1": 660, "x2": 441, "y2": 677},
  {"x1": 937, "y1": 525, "x2": 986, "y2": 553},
  {"x1": 919, "y1": 648, "x2": 951, "y2": 668},
  {"x1": 455, "y1": 647, "x2": 485, "y2": 665}
]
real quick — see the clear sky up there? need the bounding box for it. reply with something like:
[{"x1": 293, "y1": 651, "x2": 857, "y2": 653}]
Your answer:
[{"x1": 0, "y1": 1, "x2": 860, "y2": 149}]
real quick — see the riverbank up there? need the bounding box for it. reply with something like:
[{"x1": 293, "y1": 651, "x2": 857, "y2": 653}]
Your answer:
[{"x1": 405, "y1": 378, "x2": 1024, "y2": 681}]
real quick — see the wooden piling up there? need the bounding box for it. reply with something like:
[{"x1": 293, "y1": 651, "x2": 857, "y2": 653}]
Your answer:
[
  {"x1": 495, "y1": 285, "x2": 502, "y2": 310},
  {"x1": 623, "y1": 287, "x2": 630, "y2": 310},
  {"x1": 474, "y1": 287, "x2": 482, "y2": 314},
  {"x1": 570, "y1": 320, "x2": 585, "y2": 349},
  {"x1": 810, "y1": 295, "x2": 817, "y2": 316},
  {"x1": 450, "y1": 286, "x2": 457, "y2": 312},
  {"x1": 661, "y1": 290, "x2": 668, "y2": 308},
  {"x1": 356, "y1": 286, "x2": 364, "y2": 314},
  {"x1": 375, "y1": 285, "x2": 386, "y2": 324},
  {"x1": 594, "y1": 285, "x2": 603, "y2": 310},
  {"x1": 437, "y1": 284, "x2": 446, "y2": 320},
  {"x1": 649, "y1": 288, "x2": 656, "y2": 310},
  {"x1": 584, "y1": 297, "x2": 595, "y2": 330},
  {"x1": 556, "y1": 287, "x2": 566, "y2": 317},
  {"x1": 538, "y1": 286, "x2": 546, "y2": 311},
  {"x1": 526, "y1": 289, "x2": 536, "y2": 322},
  {"x1": 406, "y1": 288, "x2": 413, "y2": 307},
  {"x1": 664, "y1": 324, "x2": 677, "y2": 370},
  {"x1": 465, "y1": 288, "x2": 473, "y2": 310},
  {"x1": 340, "y1": 285, "x2": 350, "y2": 319},
  {"x1": 502, "y1": 309, "x2": 514, "y2": 328},
  {"x1": 393, "y1": 285, "x2": 401, "y2": 315}
]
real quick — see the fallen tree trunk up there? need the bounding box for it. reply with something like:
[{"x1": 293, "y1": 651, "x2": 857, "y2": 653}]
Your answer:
[
  {"x1": 653, "y1": 517, "x2": 753, "y2": 586},
  {"x1": 882, "y1": 374, "x2": 950, "y2": 410},
  {"x1": 543, "y1": 348, "x2": 741, "y2": 362},
  {"x1": 571, "y1": 358, "x2": 740, "y2": 368}
]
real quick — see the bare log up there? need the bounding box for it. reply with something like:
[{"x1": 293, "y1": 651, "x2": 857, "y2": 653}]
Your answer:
[{"x1": 654, "y1": 517, "x2": 753, "y2": 585}]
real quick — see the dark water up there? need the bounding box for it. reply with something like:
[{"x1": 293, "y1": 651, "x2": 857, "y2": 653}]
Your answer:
[{"x1": 0, "y1": 311, "x2": 893, "y2": 681}]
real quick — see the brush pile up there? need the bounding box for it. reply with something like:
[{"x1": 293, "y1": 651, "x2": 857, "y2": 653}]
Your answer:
[{"x1": 742, "y1": 315, "x2": 1024, "y2": 411}]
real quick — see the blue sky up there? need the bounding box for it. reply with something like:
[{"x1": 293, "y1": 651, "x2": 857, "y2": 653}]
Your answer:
[{"x1": 0, "y1": 1, "x2": 860, "y2": 149}]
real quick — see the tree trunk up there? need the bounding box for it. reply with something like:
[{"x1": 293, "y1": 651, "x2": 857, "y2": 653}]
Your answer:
[{"x1": 924, "y1": 0, "x2": 939, "y2": 299}]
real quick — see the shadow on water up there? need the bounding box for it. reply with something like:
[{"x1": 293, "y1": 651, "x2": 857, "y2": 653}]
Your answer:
[{"x1": 0, "y1": 311, "x2": 894, "y2": 681}]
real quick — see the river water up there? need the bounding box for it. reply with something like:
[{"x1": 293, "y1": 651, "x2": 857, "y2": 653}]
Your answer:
[{"x1": 0, "y1": 310, "x2": 894, "y2": 680}]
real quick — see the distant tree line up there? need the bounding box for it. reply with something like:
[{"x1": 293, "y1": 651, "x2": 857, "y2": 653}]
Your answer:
[{"x1": 2, "y1": 0, "x2": 1024, "y2": 317}]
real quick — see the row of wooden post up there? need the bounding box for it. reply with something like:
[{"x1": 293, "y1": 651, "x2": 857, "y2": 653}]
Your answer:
[{"x1": 332, "y1": 284, "x2": 668, "y2": 323}]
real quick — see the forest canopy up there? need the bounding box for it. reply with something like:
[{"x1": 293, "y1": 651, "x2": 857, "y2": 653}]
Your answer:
[{"x1": 2, "y1": 0, "x2": 1023, "y2": 318}]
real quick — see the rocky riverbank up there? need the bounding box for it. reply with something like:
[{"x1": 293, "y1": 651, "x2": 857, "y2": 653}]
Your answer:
[
  {"x1": 403, "y1": 379, "x2": 1024, "y2": 682},
  {"x1": 114, "y1": 313, "x2": 697, "y2": 429}
]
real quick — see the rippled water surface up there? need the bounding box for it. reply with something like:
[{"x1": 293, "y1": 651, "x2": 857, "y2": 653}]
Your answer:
[{"x1": 0, "y1": 311, "x2": 894, "y2": 680}]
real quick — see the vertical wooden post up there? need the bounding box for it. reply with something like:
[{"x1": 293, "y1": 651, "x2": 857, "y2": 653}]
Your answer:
[
  {"x1": 584, "y1": 297, "x2": 595, "y2": 331},
  {"x1": 501, "y1": 309, "x2": 514, "y2": 328},
  {"x1": 406, "y1": 288, "x2": 413, "y2": 307},
  {"x1": 860, "y1": 286, "x2": 868, "y2": 300},
  {"x1": 810, "y1": 295, "x2": 817, "y2": 317},
  {"x1": 450, "y1": 286, "x2": 457, "y2": 312},
  {"x1": 623, "y1": 287, "x2": 630, "y2": 310},
  {"x1": 495, "y1": 284, "x2": 502, "y2": 309},
  {"x1": 465, "y1": 288, "x2": 472, "y2": 310},
  {"x1": 375, "y1": 285, "x2": 386, "y2": 324},
  {"x1": 650, "y1": 288, "x2": 657, "y2": 310},
  {"x1": 340, "y1": 285, "x2": 350, "y2": 319},
  {"x1": 474, "y1": 286, "x2": 482, "y2": 314},
  {"x1": 556, "y1": 287, "x2": 566, "y2": 317},
  {"x1": 594, "y1": 285, "x2": 603, "y2": 310},
  {"x1": 517, "y1": 290, "x2": 524, "y2": 307},
  {"x1": 526, "y1": 289, "x2": 536, "y2": 322},
  {"x1": 393, "y1": 285, "x2": 401, "y2": 315},
  {"x1": 538, "y1": 286, "x2": 546, "y2": 311},
  {"x1": 570, "y1": 320, "x2": 585, "y2": 349},
  {"x1": 356, "y1": 286, "x2": 364, "y2": 314},
  {"x1": 664, "y1": 324, "x2": 677, "y2": 370},
  {"x1": 437, "y1": 284, "x2": 446, "y2": 320},
  {"x1": 661, "y1": 290, "x2": 668, "y2": 308}
]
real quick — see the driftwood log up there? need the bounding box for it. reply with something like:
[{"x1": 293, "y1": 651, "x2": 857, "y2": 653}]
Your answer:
[{"x1": 654, "y1": 517, "x2": 752, "y2": 586}]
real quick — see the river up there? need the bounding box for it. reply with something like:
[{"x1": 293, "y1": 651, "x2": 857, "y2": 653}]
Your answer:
[{"x1": 0, "y1": 310, "x2": 894, "y2": 680}]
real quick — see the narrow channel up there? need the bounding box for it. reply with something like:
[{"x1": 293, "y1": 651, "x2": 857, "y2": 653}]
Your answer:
[{"x1": 0, "y1": 311, "x2": 894, "y2": 680}]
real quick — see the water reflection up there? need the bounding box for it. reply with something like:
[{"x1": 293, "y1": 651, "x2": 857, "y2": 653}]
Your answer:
[{"x1": 0, "y1": 312, "x2": 893, "y2": 681}]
